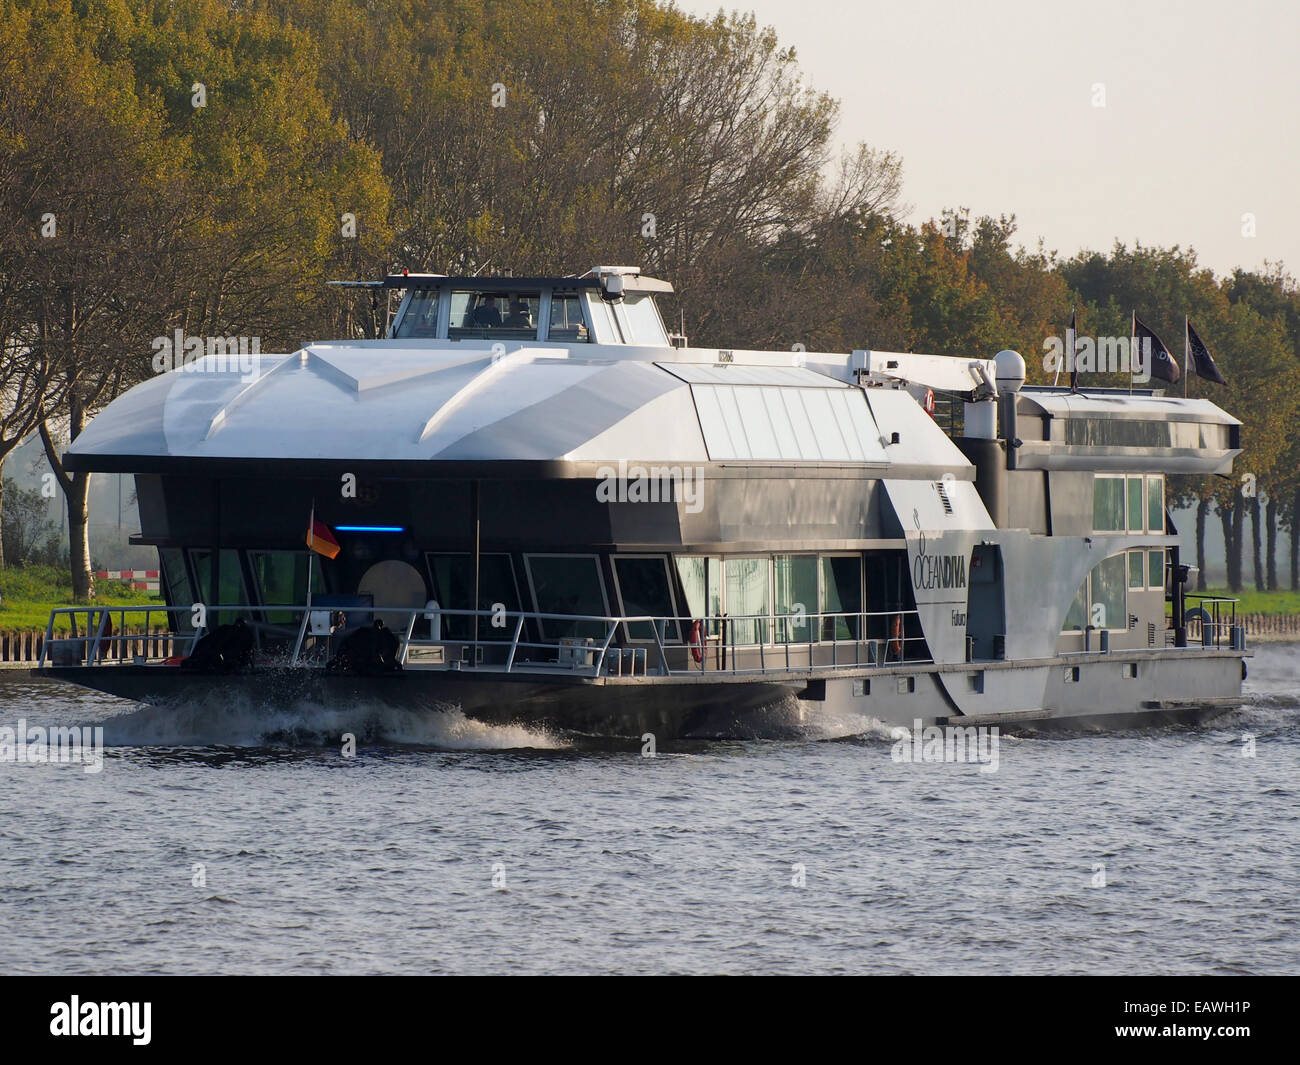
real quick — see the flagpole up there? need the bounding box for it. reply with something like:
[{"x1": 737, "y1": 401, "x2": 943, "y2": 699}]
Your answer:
[
  {"x1": 1184, "y1": 316, "x2": 1190, "y2": 397},
  {"x1": 1129, "y1": 310, "x2": 1135, "y2": 395},
  {"x1": 293, "y1": 500, "x2": 316, "y2": 667}
]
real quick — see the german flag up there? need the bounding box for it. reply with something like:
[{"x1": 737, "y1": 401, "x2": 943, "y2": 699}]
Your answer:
[{"x1": 306, "y1": 513, "x2": 340, "y2": 559}]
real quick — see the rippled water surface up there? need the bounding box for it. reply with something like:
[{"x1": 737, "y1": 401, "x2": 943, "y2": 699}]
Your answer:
[{"x1": 1, "y1": 645, "x2": 1297, "y2": 974}]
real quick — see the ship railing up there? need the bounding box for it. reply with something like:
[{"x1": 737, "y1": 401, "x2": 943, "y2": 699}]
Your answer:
[
  {"x1": 37, "y1": 602, "x2": 930, "y2": 678},
  {"x1": 38, "y1": 603, "x2": 210, "y2": 667},
  {"x1": 1184, "y1": 594, "x2": 1240, "y2": 650}
]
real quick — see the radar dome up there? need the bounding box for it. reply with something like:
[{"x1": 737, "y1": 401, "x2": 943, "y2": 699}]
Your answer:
[{"x1": 993, "y1": 349, "x2": 1025, "y2": 393}]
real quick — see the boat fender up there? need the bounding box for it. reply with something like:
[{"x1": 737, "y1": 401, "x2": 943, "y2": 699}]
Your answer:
[
  {"x1": 689, "y1": 619, "x2": 705, "y2": 664},
  {"x1": 1185, "y1": 607, "x2": 1211, "y2": 626}
]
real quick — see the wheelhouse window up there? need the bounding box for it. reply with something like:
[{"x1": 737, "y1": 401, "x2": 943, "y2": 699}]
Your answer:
[
  {"x1": 584, "y1": 296, "x2": 623, "y2": 343},
  {"x1": 393, "y1": 290, "x2": 440, "y2": 338},
  {"x1": 1063, "y1": 554, "x2": 1127, "y2": 632},
  {"x1": 524, "y1": 554, "x2": 608, "y2": 640},
  {"x1": 249, "y1": 551, "x2": 326, "y2": 624},
  {"x1": 448, "y1": 290, "x2": 540, "y2": 340},
  {"x1": 616, "y1": 294, "x2": 668, "y2": 346},
  {"x1": 426, "y1": 553, "x2": 521, "y2": 641},
  {"x1": 612, "y1": 556, "x2": 679, "y2": 641},
  {"x1": 548, "y1": 293, "x2": 589, "y2": 342}
]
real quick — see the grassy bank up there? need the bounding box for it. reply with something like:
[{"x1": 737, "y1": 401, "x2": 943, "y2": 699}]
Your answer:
[
  {"x1": 0, "y1": 565, "x2": 164, "y2": 633},
  {"x1": 1194, "y1": 586, "x2": 1300, "y2": 616}
]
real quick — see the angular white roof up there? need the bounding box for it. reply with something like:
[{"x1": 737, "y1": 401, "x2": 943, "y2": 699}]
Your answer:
[{"x1": 66, "y1": 341, "x2": 969, "y2": 472}]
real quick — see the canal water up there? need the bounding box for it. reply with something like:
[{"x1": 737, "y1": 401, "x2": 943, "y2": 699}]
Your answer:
[{"x1": 1, "y1": 645, "x2": 1296, "y2": 974}]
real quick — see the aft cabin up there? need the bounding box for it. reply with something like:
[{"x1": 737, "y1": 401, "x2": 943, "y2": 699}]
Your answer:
[{"x1": 948, "y1": 384, "x2": 1241, "y2": 655}]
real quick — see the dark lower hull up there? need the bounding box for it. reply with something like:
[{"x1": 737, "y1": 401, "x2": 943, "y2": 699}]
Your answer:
[{"x1": 32, "y1": 647, "x2": 1250, "y2": 742}]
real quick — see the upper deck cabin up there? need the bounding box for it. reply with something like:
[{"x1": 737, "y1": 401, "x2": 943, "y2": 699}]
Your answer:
[{"x1": 373, "y1": 266, "x2": 677, "y2": 347}]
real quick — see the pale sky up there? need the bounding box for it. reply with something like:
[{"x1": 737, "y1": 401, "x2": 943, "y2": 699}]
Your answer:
[{"x1": 673, "y1": 0, "x2": 1298, "y2": 279}]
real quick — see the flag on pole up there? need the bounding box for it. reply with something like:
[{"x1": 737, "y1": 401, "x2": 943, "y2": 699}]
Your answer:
[
  {"x1": 1134, "y1": 314, "x2": 1180, "y2": 384},
  {"x1": 306, "y1": 509, "x2": 340, "y2": 559},
  {"x1": 1186, "y1": 319, "x2": 1227, "y2": 384}
]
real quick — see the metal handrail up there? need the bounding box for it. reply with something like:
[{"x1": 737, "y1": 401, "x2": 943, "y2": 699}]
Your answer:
[{"x1": 38, "y1": 601, "x2": 931, "y2": 678}]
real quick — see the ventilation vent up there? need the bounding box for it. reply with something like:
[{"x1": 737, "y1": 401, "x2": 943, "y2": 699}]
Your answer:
[
  {"x1": 1147, "y1": 622, "x2": 1156, "y2": 647},
  {"x1": 1128, "y1": 613, "x2": 1138, "y2": 630},
  {"x1": 935, "y1": 480, "x2": 954, "y2": 514}
]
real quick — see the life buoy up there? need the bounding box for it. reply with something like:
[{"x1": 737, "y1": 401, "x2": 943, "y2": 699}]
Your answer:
[
  {"x1": 689, "y1": 619, "x2": 705, "y2": 664},
  {"x1": 922, "y1": 388, "x2": 936, "y2": 417},
  {"x1": 889, "y1": 614, "x2": 903, "y2": 658}
]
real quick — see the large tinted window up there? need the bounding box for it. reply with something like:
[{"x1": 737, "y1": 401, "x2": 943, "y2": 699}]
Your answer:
[
  {"x1": 774, "y1": 555, "x2": 817, "y2": 644},
  {"x1": 675, "y1": 556, "x2": 722, "y2": 636},
  {"x1": 1091, "y1": 554, "x2": 1127, "y2": 631},
  {"x1": 821, "y1": 555, "x2": 863, "y2": 640},
  {"x1": 1127, "y1": 476, "x2": 1145, "y2": 532},
  {"x1": 1147, "y1": 475, "x2": 1164, "y2": 533},
  {"x1": 250, "y1": 551, "x2": 326, "y2": 624},
  {"x1": 526, "y1": 555, "x2": 608, "y2": 639},
  {"x1": 189, "y1": 548, "x2": 248, "y2": 623},
  {"x1": 613, "y1": 556, "x2": 678, "y2": 641},
  {"x1": 427, "y1": 553, "x2": 520, "y2": 641},
  {"x1": 1093, "y1": 476, "x2": 1125, "y2": 531},
  {"x1": 160, "y1": 548, "x2": 195, "y2": 632},
  {"x1": 724, "y1": 557, "x2": 769, "y2": 645}
]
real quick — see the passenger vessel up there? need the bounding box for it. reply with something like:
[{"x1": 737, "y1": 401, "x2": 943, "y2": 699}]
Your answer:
[{"x1": 34, "y1": 267, "x2": 1248, "y2": 738}]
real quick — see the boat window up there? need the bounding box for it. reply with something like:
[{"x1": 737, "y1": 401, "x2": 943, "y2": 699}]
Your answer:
[
  {"x1": 613, "y1": 556, "x2": 679, "y2": 641},
  {"x1": 1128, "y1": 550, "x2": 1145, "y2": 590},
  {"x1": 548, "y1": 293, "x2": 589, "y2": 343},
  {"x1": 1091, "y1": 554, "x2": 1127, "y2": 631},
  {"x1": 188, "y1": 548, "x2": 248, "y2": 624},
  {"x1": 1148, "y1": 549, "x2": 1164, "y2": 590},
  {"x1": 820, "y1": 555, "x2": 863, "y2": 640},
  {"x1": 675, "y1": 556, "x2": 722, "y2": 636},
  {"x1": 393, "y1": 290, "x2": 440, "y2": 338},
  {"x1": 159, "y1": 548, "x2": 196, "y2": 633},
  {"x1": 724, "y1": 557, "x2": 770, "y2": 645},
  {"x1": 524, "y1": 554, "x2": 608, "y2": 640},
  {"x1": 1092, "y1": 475, "x2": 1126, "y2": 532},
  {"x1": 585, "y1": 296, "x2": 624, "y2": 343},
  {"x1": 616, "y1": 294, "x2": 668, "y2": 346},
  {"x1": 773, "y1": 555, "x2": 818, "y2": 644},
  {"x1": 249, "y1": 551, "x2": 326, "y2": 625},
  {"x1": 1147, "y1": 475, "x2": 1164, "y2": 532},
  {"x1": 448, "y1": 290, "x2": 540, "y2": 340},
  {"x1": 425, "y1": 553, "x2": 520, "y2": 641},
  {"x1": 1127, "y1": 476, "x2": 1145, "y2": 532}
]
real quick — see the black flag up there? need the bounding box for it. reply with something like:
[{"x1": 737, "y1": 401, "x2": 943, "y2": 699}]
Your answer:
[
  {"x1": 1134, "y1": 314, "x2": 1180, "y2": 384},
  {"x1": 1068, "y1": 309, "x2": 1079, "y2": 392},
  {"x1": 1187, "y1": 320, "x2": 1227, "y2": 384}
]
